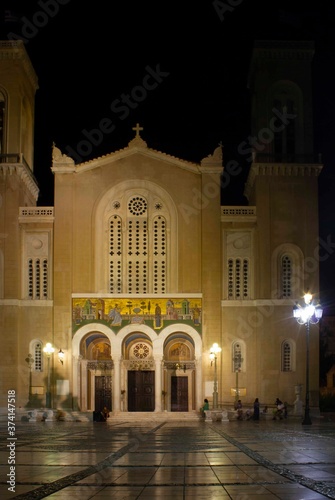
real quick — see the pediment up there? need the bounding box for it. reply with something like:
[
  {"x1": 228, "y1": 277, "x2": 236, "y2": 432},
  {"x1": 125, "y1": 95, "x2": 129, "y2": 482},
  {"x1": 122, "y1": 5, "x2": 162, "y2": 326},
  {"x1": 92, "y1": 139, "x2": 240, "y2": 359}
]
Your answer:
[
  {"x1": 52, "y1": 129, "x2": 200, "y2": 173},
  {"x1": 51, "y1": 124, "x2": 223, "y2": 175},
  {"x1": 76, "y1": 139, "x2": 200, "y2": 175}
]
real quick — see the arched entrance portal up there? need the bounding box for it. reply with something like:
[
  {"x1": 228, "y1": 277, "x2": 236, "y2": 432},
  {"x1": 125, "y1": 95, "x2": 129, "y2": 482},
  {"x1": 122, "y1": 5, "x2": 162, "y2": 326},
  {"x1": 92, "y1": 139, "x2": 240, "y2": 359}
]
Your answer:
[
  {"x1": 162, "y1": 334, "x2": 195, "y2": 412},
  {"x1": 122, "y1": 333, "x2": 155, "y2": 412},
  {"x1": 79, "y1": 332, "x2": 113, "y2": 412},
  {"x1": 72, "y1": 323, "x2": 203, "y2": 414}
]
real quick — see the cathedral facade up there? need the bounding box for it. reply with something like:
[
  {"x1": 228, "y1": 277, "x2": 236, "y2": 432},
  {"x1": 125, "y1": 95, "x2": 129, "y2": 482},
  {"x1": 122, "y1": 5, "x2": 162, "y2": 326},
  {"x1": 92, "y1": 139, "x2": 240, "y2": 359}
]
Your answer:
[{"x1": 0, "y1": 40, "x2": 322, "y2": 417}]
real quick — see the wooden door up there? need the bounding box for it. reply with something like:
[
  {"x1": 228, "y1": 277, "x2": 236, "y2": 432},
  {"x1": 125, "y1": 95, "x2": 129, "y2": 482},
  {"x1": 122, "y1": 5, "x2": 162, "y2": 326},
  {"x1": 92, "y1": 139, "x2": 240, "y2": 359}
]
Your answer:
[
  {"x1": 95, "y1": 376, "x2": 112, "y2": 412},
  {"x1": 171, "y1": 376, "x2": 188, "y2": 411},
  {"x1": 128, "y1": 371, "x2": 155, "y2": 412}
]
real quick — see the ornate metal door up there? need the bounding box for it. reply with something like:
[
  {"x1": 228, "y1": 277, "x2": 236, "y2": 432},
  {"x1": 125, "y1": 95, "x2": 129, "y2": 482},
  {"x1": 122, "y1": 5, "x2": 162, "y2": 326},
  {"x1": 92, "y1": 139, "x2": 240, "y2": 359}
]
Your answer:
[
  {"x1": 128, "y1": 371, "x2": 155, "y2": 411},
  {"x1": 171, "y1": 376, "x2": 188, "y2": 411},
  {"x1": 95, "y1": 376, "x2": 112, "y2": 412}
]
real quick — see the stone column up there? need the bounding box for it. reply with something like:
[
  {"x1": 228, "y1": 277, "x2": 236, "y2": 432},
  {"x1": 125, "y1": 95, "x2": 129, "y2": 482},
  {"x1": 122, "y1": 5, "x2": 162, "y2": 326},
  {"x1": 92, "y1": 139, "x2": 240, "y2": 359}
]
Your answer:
[
  {"x1": 154, "y1": 358, "x2": 162, "y2": 412},
  {"x1": 113, "y1": 358, "x2": 121, "y2": 411},
  {"x1": 81, "y1": 359, "x2": 87, "y2": 411},
  {"x1": 195, "y1": 357, "x2": 202, "y2": 412},
  {"x1": 294, "y1": 384, "x2": 303, "y2": 416},
  {"x1": 72, "y1": 355, "x2": 81, "y2": 411}
]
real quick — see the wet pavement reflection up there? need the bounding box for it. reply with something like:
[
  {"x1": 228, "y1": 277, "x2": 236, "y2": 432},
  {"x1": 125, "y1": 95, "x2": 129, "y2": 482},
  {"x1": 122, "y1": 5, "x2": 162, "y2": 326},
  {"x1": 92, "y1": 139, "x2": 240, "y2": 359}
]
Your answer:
[{"x1": 1, "y1": 417, "x2": 335, "y2": 499}]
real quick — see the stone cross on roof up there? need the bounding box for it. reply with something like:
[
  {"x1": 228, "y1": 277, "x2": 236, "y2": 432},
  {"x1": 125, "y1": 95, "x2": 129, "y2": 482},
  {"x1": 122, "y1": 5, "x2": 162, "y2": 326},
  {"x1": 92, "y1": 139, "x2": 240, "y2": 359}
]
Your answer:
[{"x1": 132, "y1": 123, "x2": 143, "y2": 137}]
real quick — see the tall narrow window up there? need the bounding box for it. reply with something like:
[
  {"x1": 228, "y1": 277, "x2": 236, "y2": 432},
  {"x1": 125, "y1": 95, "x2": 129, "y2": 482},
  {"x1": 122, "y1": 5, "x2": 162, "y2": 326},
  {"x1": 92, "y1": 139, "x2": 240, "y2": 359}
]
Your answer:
[
  {"x1": 35, "y1": 259, "x2": 40, "y2": 299},
  {"x1": 272, "y1": 244, "x2": 302, "y2": 300},
  {"x1": 28, "y1": 259, "x2": 33, "y2": 298},
  {"x1": 152, "y1": 216, "x2": 166, "y2": 294},
  {"x1": 281, "y1": 255, "x2": 292, "y2": 298},
  {"x1": 243, "y1": 259, "x2": 249, "y2": 299},
  {"x1": 34, "y1": 342, "x2": 43, "y2": 371},
  {"x1": 233, "y1": 342, "x2": 243, "y2": 372},
  {"x1": 228, "y1": 259, "x2": 234, "y2": 299},
  {"x1": 273, "y1": 97, "x2": 296, "y2": 162},
  {"x1": 107, "y1": 195, "x2": 169, "y2": 294},
  {"x1": 282, "y1": 341, "x2": 292, "y2": 372},
  {"x1": 109, "y1": 215, "x2": 122, "y2": 293},
  {"x1": 227, "y1": 258, "x2": 249, "y2": 300},
  {"x1": 42, "y1": 259, "x2": 48, "y2": 299},
  {"x1": 27, "y1": 258, "x2": 49, "y2": 299},
  {"x1": 127, "y1": 197, "x2": 148, "y2": 294}
]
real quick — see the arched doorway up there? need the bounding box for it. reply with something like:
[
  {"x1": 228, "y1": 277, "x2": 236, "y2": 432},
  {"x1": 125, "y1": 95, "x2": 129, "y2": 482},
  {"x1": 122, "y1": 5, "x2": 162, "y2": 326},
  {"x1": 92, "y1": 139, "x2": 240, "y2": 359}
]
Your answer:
[
  {"x1": 122, "y1": 333, "x2": 155, "y2": 412},
  {"x1": 79, "y1": 333, "x2": 113, "y2": 411},
  {"x1": 162, "y1": 334, "x2": 196, "y2": 412},
  {"x1": 72, "y1": 321, "x2": 203, "y2": 415}
]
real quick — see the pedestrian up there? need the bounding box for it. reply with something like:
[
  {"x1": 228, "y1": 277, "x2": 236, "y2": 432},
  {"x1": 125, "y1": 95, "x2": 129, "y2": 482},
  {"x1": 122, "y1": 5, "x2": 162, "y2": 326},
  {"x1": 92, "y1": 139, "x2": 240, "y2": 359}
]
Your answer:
[{"x1": 253, "y1": 397, "x2": 260, "y2": 420}]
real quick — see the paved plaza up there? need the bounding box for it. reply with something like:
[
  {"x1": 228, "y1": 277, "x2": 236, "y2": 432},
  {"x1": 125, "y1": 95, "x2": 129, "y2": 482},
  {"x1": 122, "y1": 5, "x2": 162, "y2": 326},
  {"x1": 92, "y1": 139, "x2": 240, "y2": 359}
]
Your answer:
[{"x1": 1, "y1": 415, "x2": 335, "y2": 499}]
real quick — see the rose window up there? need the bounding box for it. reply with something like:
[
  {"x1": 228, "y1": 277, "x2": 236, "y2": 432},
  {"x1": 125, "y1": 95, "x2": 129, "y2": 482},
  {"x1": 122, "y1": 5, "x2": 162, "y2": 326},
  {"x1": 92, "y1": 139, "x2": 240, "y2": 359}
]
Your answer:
[
  {"x1": 128, "y1": 196, "x2": 147, "y2": 216},
  {"x1": 133, "y1": 343, "x2": 150, "y2": 359}
]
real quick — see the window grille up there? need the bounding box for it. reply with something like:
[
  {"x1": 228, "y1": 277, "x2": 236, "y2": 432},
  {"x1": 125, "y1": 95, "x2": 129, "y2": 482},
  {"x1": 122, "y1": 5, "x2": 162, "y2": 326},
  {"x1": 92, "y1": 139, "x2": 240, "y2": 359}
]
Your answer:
[
  {"x1": 281, "y1": 255, "x2": 292, "y2": 298},
  {"x1": 282, "y1": 341, "x2": 291, "y2": 371},
  {"x1": 108, "y1": 197, "x2": 168, "y2": 294},
  {"x1": 34, "y1": 342, "x2": 42, "y2": 371},
  {"x1": 232, "y1": 342, "x2": 243, "y2": 372},
  {"x1": 228, "y1": 258, "x2": 249, "y2": 299},
  {"x1": 27, "y1": 258, "x2": 49, "y2": 299}
]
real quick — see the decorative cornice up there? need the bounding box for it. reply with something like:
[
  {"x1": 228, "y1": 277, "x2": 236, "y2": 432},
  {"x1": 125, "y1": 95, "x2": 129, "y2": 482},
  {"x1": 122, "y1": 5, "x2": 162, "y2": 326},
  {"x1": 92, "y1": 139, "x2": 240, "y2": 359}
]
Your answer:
[
  {"x1": 87, "y1": 361, "x2": 114, "y2": 371},
  {"x1": 244, "y1": 163, "x2": 323, "y2": 200},
  {"x1": 0, "y1": 299, "x2": 53, "y2": 306},
  {"x1": 124, "y1": 359, "x2": 155, "y2": 371},
  {"x1": 221, "y1": 206, "x2": 256, "y2": 216},
  {"x1": 0, "y1": 162, "x2": 39, "y2": 201},
  {"x1": 252, "y1": 40, "x2": 315, "y2": 60},
  {"x1": 221, "y1": 299, "x2": 300, "y2": 307},
  {"x1": 0, "y1": 40, "x2": 39, "y2": 91},
  {"x1": 19, "y1": 207, "x2": 54, "y2": 224},
  {"x1": 221, "y1": 206, "x2": 257, "y2": 223},
  {"x1": 73, "y1": 145, "x2": 200, "y2": 175},
  {"x1": 164, "y1": 361, "x2": 195, "y2": 371},
  {"x1": 72, "y1": 293, "x2": 203, "y2": 299}
]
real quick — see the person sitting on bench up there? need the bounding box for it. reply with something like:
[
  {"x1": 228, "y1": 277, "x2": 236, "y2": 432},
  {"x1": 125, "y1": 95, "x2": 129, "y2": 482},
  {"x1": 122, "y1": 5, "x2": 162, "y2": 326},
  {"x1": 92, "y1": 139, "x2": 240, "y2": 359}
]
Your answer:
[{"x1": 273, "y1": 398, "x2": 285, "y2": 420}]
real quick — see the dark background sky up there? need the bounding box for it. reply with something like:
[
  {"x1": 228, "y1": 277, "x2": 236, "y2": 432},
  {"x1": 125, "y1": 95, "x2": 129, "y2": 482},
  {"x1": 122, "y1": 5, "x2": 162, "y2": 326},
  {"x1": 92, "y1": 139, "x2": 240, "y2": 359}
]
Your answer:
[{"x1": 2, "y1": 0, "x2": 335, "y2": 313}]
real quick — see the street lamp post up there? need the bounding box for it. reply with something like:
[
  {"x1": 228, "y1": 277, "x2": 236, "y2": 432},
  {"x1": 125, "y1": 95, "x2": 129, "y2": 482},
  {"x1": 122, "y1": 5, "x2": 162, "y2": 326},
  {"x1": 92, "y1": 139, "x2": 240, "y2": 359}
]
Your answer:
[
  {"x1": 25, "y1": 354, "x2": 34, "y2": 406},
  {"x1": 233, "y1": 350, "x2": 243, "y2": 405},
  {"x1": 235, "y1": 369, "x2": 240, "y2": 405},
  {"x1": 293, "y1": 292, "x2": 323, "y2": 425},
  {"x1": 209, "y1": 343, "x2": 221, "y2": 409},
  {"x1": 43, "y1": 342, "x2": 55, "y2": 408}
]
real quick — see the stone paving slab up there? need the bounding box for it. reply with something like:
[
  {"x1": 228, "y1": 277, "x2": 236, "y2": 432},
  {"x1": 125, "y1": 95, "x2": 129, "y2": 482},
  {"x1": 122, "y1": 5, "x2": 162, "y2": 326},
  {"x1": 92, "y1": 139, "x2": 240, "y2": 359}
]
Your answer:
[{"x1": 1, "y1": 417, "x2": 335, "y2": 499}]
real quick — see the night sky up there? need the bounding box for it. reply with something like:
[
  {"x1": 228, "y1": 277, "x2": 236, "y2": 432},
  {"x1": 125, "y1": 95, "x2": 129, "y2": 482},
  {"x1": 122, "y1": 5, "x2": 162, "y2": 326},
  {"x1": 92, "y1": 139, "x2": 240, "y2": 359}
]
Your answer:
[{"x1": 1, "y1": 1, "x2": 335, "y2": 313}]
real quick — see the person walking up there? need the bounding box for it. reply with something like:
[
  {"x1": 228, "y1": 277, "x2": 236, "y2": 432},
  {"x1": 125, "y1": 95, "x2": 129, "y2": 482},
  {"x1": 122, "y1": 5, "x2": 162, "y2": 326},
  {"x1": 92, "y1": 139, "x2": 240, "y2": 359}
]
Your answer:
[{"x1": 253, "y1": 398, "x2": 260, "y2": 420}]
